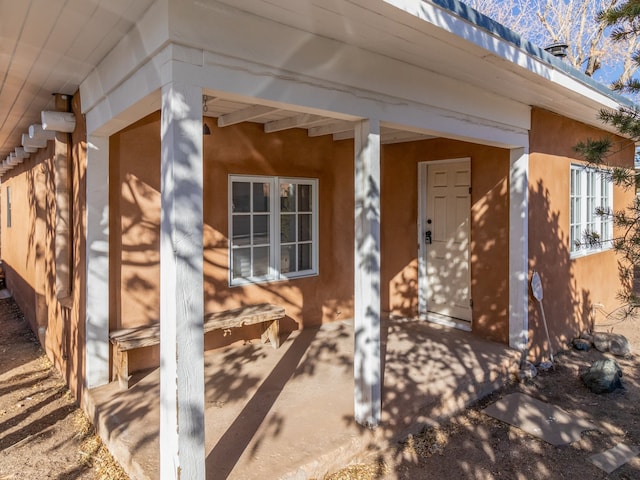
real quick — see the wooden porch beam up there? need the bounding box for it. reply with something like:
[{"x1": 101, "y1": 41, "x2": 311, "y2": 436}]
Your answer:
[
  {"x1": 264, "y1": 113, "x2": 325, "y2": 133},
  {"x1": 381, "y1": 130, "x2": 435, "y2": 144},
  {"x1": 217, "y1": 104, "x2": 278, "y2": 127},
  {"x1": 333, "y1": 130, "x2": 355, "y2": 141},
  {"x1": 308, "y1": 120, "x2": 354, "y2": 137}
]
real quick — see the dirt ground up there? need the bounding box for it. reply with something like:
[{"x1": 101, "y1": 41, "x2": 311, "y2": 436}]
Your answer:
[
  {"x1": 1, "y1": 291, "x2": 640, "y2": 480},
  {"x1": 0, "y1": 296, "x2": 128, "y2": 480},
  {"x1": 325, "y1": 307, "x2": 640, "y2": 479}
]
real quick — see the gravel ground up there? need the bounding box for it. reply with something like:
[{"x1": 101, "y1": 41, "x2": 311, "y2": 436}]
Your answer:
[
  {"x1": 0, "y1": 295, "x2": 128, "y2": 480},
  {"x1": 322, "y1": 308, "x2": 640, "y2": 479}
]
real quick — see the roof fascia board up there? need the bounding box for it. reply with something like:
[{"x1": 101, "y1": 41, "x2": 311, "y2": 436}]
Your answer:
[
  {"x1": 193, "y1": 49, "x2": 530, "y2": 147},
  {"x1": 385, "y1": 0, "x2": 636, "y2": 110}
]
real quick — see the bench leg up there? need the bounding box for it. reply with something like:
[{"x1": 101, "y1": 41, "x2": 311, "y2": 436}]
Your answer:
[
  {"x1": 113, "y1": 347, "x2": 132, "y2": 390},
  {"x1": 260, "y1": 320, "x2": 280, "y2": 349}
]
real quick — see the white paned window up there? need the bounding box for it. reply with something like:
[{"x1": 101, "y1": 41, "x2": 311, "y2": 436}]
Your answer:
[
  {"x1": 229, "y1": 175, "x2": 318, "y2": 285},
  {"x1": 570, "y1": 164, "x2": 613, "y2": 257}
]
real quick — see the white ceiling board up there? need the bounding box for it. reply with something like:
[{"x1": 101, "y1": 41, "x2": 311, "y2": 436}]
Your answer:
[
  {"x1": 81, "y1": 3, "x2": 150, "y2": 66},
  {"x1": 0, "y1": 0, "x2": 155, "y2": 159}
]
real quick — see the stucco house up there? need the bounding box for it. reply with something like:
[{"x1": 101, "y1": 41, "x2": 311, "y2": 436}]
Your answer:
[{"x1": 0, "y1": 0, "x2": 636, "y2": 477}]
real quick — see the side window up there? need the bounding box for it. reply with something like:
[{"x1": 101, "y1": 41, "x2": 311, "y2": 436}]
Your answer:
[
  {"x1": 229, "y1": 175, "x2": 318, "y2": 285},
  {"x1": 570, "y1": 164, "x2": 613, "y2": 257}
]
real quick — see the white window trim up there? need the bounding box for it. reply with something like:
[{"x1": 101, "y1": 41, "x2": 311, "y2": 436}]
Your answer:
[
  {"x1": 570, "y1": 164, "x2": 613, "y2": 259},
  {"x1": 228, "y1": 174, "x2": 319, "y2": 286}
]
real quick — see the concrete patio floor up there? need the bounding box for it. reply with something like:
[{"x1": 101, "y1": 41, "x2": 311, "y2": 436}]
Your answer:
[{"x1": 85, "y1": 318, "x2": 520, "y2": 479}]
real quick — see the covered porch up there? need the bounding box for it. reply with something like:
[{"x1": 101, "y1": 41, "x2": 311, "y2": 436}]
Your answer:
[
  {"x1": 85, "y1": 317, "x2": 519, "y2": 479},
  {"x1": 80, "y1": 2, "x2": 534, "y2": 477}
]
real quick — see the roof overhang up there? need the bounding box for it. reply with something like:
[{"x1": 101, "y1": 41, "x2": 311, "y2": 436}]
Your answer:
[
  {"x1": 211, "y1": 0, "x2": 629, "y2": 127},
  {"x1": 0, "y1": 0, "x2": 635, "y2": 164}
]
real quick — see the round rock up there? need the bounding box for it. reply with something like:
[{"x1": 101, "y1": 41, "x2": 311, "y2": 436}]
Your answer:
[
  {"x1": 581, "y1": 358, "x2": 623, "y2": 394},
  {"x1": 593, "y1": 332, "x2": 631, "y2": 356}
]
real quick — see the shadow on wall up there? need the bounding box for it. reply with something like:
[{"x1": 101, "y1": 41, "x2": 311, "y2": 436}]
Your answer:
[
  {"x1": 119, "y1": 171, "x2": 161, "y2": 326},
  {"x1": 2, "y1": 155, "x2": 54, "y2": 343},
  {"x1": 528, "y1": 179, "x2": 591, "y2": 361},
  {"x1": 470, "y1": 162, "x2": 509, "y2": 344}
]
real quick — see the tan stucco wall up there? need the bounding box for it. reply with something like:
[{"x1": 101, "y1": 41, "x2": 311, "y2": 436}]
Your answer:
[
  {"x1": 109, "y1": 114, "x2": 161, "y2": 332},
  {"x1": 382, "y1": 139, "x2": 511, "y2": 344},
  {"x1": 110, "y1": 115, "x2": 355, "y2": 372},
  {"x1": 0, "y1": 93, "x2": 87, "y2": 398},
  {"x1": 0, "y1": 156, "x2": 38, "y2": 325},
  {"x1": 528, "y1": 108, "x2": 635, "y2": 360}
]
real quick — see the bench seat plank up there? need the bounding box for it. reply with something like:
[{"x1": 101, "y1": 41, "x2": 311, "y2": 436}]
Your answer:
[
  {"x1": 110, "y1": 303, "x2": 285, "y2": 351},
  {"x1": 203, "y1": 303, "x2": 285, "y2": 332},
  {"x1": 109, "y1": 303, "x2": 285, "y2": 389},
  {"x1": 109, "y1": 324, "x2": 161, "y2": 351}
]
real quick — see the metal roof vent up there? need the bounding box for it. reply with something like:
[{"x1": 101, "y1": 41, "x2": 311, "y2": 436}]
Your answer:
[{"x1": 544, "y1": 42, "x2": 569, "y2": 59}]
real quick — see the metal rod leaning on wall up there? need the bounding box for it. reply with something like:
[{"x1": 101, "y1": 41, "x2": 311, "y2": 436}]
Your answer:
[{"x1": 531, "y1": 271, "x2": 554, "y2": 364}]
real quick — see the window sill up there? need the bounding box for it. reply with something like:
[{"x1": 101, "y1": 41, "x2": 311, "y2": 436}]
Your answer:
[
  {"x1": 230, "y1": 271, "x2": 319, "y2": 288},
  {"x1": 570, "y1": 247, "x2": 612, "y2": 260}
]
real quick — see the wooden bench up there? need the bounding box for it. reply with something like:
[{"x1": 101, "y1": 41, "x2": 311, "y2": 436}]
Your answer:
[{"x1": 109, "y1": 303, "x2": 284, "y2": 390}]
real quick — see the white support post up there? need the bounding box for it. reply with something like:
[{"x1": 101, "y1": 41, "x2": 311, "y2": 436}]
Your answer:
[
  {"x1": 85, "y1": 136, "x2": 110, "y2": 389},
  {"x1": 159, "y1": 82, "x2": 205, "y2": 480},
  {"x1": 353, "y1": 119, "x2": 382, "y2": 427},
  {"x1": 509, "y1": 147, "x2": 529, "y2": 353}
]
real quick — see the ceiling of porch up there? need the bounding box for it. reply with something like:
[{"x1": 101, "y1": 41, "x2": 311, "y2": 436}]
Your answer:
[{"x1": 0, "y1": 0, "x2": 156, "y2": 161}]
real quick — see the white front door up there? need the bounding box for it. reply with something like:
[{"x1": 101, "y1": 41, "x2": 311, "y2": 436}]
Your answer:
[{"x1": 418, "y1": 159, "x2": 471, "y2": 324}]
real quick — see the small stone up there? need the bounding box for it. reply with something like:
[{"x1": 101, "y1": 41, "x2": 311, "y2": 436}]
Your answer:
[
  {"x1": 537, "y1": 361, "x2": 553, "y2": 371},
  {"x1": 517, "y1": 361, "x2": 537, "y2": 381},
  {"x1": 580, "y1": 331, "x2": 594, "y2": 343},
  {"x1": 593, "y1": 332, "x2": 631, "y2": 356},
  {"x1": 582, "y1": 359, "x2": 623, "y2": 394},
  {"x1": 573, "y1": 338, "x2": 592, "y2": 351}
]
